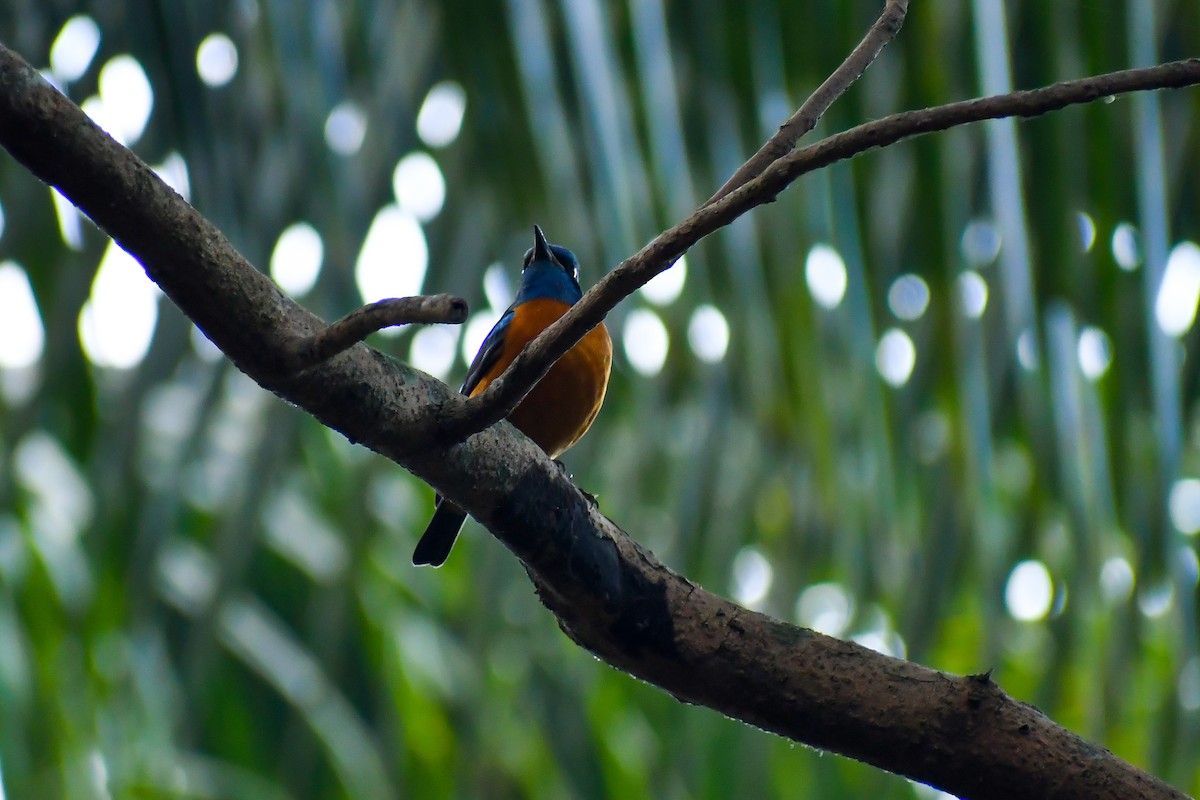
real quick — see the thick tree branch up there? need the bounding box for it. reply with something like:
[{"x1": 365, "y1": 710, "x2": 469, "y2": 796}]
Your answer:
[
  {"x1": 442, "y1": 57, "x2": 1200, "y2": 446},
  {"x1": 708, "y1": 0, "x2": 909, "y2": 204},
  {"x1": 0, "y1": 42, "x2": 1192, "y2": 800}
]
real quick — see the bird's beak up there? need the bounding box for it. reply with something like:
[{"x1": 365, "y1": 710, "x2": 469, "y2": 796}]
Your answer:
[{"x1": 532, "y1": 224, "x2": 554, "y2": 263}]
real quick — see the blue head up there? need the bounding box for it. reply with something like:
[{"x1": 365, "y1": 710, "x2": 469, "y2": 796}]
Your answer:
[{"x1": 515, "y1": 225, "x2": 584, "y2": 305}]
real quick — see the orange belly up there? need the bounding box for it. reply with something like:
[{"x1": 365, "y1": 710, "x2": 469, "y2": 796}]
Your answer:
[{"x1": 470, "y1": 299, "x2": 612, "y2": 458}]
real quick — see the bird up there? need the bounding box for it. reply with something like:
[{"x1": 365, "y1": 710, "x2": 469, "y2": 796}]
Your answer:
[{"x1": 413, "y1": 225, "x2": 612, "y2": 567}]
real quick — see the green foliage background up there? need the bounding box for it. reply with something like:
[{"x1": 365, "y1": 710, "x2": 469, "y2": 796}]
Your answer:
[{"x1": 2, "y1": 1, "x2": 1200, "y2": 797}]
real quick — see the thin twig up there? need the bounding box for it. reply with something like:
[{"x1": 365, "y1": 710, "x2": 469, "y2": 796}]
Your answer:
[
  {"x1": 282, "y1": 295, "x2": 467, "y2": 373},
  {"x1": 709, "y1": 0, "x2": 910, "y2": 205},
  {"x1": 441, "y1": 58, "x2": 1200, "y2": 443}
]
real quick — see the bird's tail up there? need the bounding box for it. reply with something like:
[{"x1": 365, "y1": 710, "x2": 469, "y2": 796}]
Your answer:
[{"x1": 412, "y1": 498, "x2": 468, "y2": 567}]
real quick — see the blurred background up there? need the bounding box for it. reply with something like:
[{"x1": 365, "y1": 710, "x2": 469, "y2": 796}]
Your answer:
[{"x1": 1, "y1": 0, "x2": 1199, "y2": 797}]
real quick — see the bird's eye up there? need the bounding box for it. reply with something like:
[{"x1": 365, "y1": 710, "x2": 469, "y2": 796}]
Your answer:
[{"x1": 522, "y1": 247, "x2": 534, "y2": 267}]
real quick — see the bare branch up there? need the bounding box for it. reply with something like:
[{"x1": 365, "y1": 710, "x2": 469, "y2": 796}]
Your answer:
[
  {"x1": 709, "y1": 0, "x2": 910, "y2": 204},
  {"x1": 515, "y1": 496, "x2": 1190, "y2": 800},
  {"x1": 443, "y1": 58, "x2": 1200, "y2": 444},
  {"x1": 281, "y1": 295, "x2": 467, "y2": 373}
]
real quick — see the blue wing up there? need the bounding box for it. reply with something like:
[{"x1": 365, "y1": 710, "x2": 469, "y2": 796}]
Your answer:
[{"x1": 461, "y1": 308, "x2": 514, "y2": 395}]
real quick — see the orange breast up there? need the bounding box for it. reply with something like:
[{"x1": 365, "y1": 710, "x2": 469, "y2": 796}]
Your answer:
[{"x1": 470, "y1": 298, "x2": 612, "y2": 458}]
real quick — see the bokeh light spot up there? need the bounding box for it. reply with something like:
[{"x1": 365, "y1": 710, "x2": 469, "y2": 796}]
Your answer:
[
  {"x1": 887, "y1": 273, "x2": 930, "y2": 321},
  {"x1": 78, "y1": 242, "x2": 160, "y2": 369},
  {"x1": 1099, "y1": 557, "x2": 1134, "y2": 604},
  {"x1": 875, "y1": 328, "x2": 916, "y2": 387},
  {"x1": 416, "y1": 81, "x2": 467, "y2": 148},
  {"x1": 1017, "y1": 328, "x2": 1039, "y2": 371},
  {"x1": 1111, "y1": 222, "x2": 1141, "y2": 271},
  {"x1": 795, "y1": 582, "x2": 853, "y2": 637},
  {"x1": 410, "y1": 325, "x2": 459, "y2": 381},
  {"x1": 622, "y1": 309, "x2": 669, "y2": 377},
  {"x1": 961, "y1": 219, "x2": 1001, "y2": 266},
  {"x1": 640, "y1": 256, "x2": 687, "y2": 306},
  {"x1": 1076, "y1": 326, "x2": 1112, "y2": 381},
  {"x1": 687, "y1": 305, "x2": 729, "y2": 363},
  {"x1": 913, "y1": 785, "x2": 960, "y2": 800},
  {"x1": 97, "y1": 55, "x2": 154, "y2": 145},
  {"x1": 1169, "y1": 478, "x2": 1200, "y2": 535},
  {"x1": 152, "y1": 152, "x2": 191, "y2": 201},
  {"x1": 355, "y1": 205, "x2": 427, "y2": 307},
  {"x1": 483, "y1": 262, "x2": 513, "y2": 312},
  {"x1": 805, "y1": 244, "x2": 846, "y2": 309},
  {"x1": 957, "y1": 271, "x2": 988, "y2": 318},
  {"x1": 462, "y1": 310, "x2": 502, "y2": 370},
  {"x1": 731, "y1": 547, "x2": 772, "y2": 609},
  {"x1": 196, "y1": 33, "x2": 238, "y2": 87},
  {"x1": 50, "y1": 15, "x2": 101, "y2": 83},
  {"x1": 1076, "y1": 211, "x2": 1096, "y2": 253},
  {"x1": 0, "y1": 262, "x2": 45, "y2": 369},
  {"x1": 50, "y1": 188, "x2": 84, "y2": 251},
  {"x1": 1155, "y1": 241, "x2": 1200, "y2": 336},
  {"x1": 271, "y1": 222, "x2": 324, "y2": 296},
  {"x1": 853, "y1": 629, "x2": 907, "y2": 660},
  {"x1": 1138, "y1": 580, "x2": 1173, "y2": 618},
  {"x1": 1005, "y1": 560, "x2": 1052, "y2": 621},
  {"x1": 392, "y1": 152, "x2": 446, "y2": 222},
  {"x1": 191, "y1": 326, "x2": 223, "y2": 362},
  {"x1": 850, "y1": 607, "x2": 906, "y2": 658},
  {"x1": 325, "y1": 101, "x2": 367, "y2": 155}
]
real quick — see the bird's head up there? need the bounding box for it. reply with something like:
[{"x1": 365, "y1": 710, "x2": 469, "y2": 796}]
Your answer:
[{"x1": 523, "y1": 225, "x2": 582, "y2": 293}]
